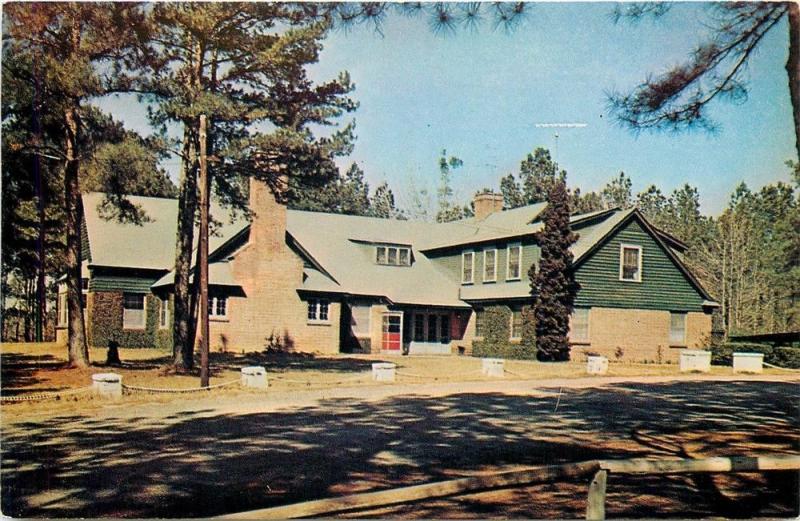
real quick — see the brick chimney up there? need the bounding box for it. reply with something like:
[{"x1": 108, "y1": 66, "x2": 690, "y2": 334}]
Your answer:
[
  {"x1": 249, "y1": 176, "x2": 287, "y2": 252},
  {"x1": 473, "y1": 191, "x2": 504, "y2": 220}
]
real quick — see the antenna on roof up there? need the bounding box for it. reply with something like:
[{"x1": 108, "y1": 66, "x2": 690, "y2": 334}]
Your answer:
[{"x1": 534, "y1": 123, "x2": 588, "y2": 165}]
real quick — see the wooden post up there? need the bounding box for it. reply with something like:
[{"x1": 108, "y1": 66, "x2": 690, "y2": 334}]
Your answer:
[
  {"x1": 198, "y1": 114, "x2": 210, "y2": 388},
  {"x1": 586, "y1": 469, "x2": 607, "y2": 521}
]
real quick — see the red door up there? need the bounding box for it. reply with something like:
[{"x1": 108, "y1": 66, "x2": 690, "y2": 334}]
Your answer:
[{"x1": 382, "y1": 314, "x2": 402, "y2": 351}]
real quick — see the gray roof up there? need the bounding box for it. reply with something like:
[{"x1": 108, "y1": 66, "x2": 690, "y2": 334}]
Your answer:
[
  {"x1": 287, "y1": 211, "x2": 468, "y2": 307},
  {"x1": 82, "y1": 193, "x2": 246, "y2": 271},
  {"x1": 83, "y1": 192, "x2": 713, "y2": 307}
]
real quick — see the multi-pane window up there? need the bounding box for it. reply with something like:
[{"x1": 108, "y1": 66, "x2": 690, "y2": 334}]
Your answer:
[
  {"x1": 462, "y1": 251, "x2": 475, "y2": 284},
  {"x1": 123, "y1": 293, "x2": 146, "y2": 329},
  {"x1": 670, "y1": 312, "x2": 687, "y2": 345},
  {"x1": 376, "y1": 245, "x2": 411, "y2": 266},
  {"x1": 569, "y1": 308, "x2": 590, "y2": 342},
  {"x1": 475, "y1": 308, "x2": 485, "y2": 337},
  {"x1": 413, "y1": 312, "x2": 451, "y2": 343},
  {"x1": 484, "y1": 249, "x2": 497, "y2": 282},
  {"x1": 307, "y1": 299, "x2": 329, "y2": 322},
  {"x1": 208, "y1": 296, "x2": 228, "y2": 318},
  {"x1": 510, "y1": 308, "x2": 523, "y2": 339},
  {"x1": 159, "y1": 296, "x2": 170, "y2": 328},
  {"x1": 620, "y1": 245, "x2": 642, "y2": 282},
  {"x1": 507, "y1": 244, "x2": 522, "y2": 280}
]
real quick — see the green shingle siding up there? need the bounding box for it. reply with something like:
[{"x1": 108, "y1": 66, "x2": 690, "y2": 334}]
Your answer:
[
  {"x1": 574, "y1": 219, "x2": 705, "y2": 312},
  {"x1": 90, "y1": 275, "x2": 159, "y2": 293}
]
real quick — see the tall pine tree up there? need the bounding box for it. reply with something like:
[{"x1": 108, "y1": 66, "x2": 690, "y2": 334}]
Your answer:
[{"x1": 532, "y1": 180, "x2": 579, "y2": 361}]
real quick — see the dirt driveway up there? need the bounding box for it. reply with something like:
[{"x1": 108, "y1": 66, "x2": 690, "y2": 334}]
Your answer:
[{"x1": 2, "y1": 374, "x2": 799, "y2": 518}]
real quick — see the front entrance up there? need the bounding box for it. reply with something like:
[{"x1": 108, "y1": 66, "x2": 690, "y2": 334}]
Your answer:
[
  {"x1": 381, "y1": 312, "x2": 403, "y2": 352},
  {"x1": 409, "y1": 311, "x2": 452, "y2": 355}
]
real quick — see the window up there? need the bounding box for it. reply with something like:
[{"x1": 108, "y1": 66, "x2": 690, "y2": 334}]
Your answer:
[
  {"x1": 670, "y1": 312, "x2": 686, "y2": 345},
  {"x1": 569, "y1": 308, "x2": 590, "y2": 343},
  {"x1": 414, "y1": 313, "x2": 425, "y2": 341},
  {"x1": 507, "y1": 244, "x2": 522, "y2": 280},
  {"x1": 159, "y1": 296, "x2": 170, "y2": 329},
  {"x1": 57, "y1": 292, "x2": 67, "y2": 327},
  {"x1": 427, "y1": 314, "x2": 438, "y2": 341},
  {"x1": 484, "y1": 249, "x2": 497, "y2": 282},
  {"x1": 475, "y1": 308, "x2": 485, "y2": 337},
  {"x1": 123, "y1": 293, "x2": 146, "y2": 329},
  {"x1": 81, "y1": 278, "x2": 89, "y2": 290},
  {"x1": 209, "y1": 296, "x2": 228, "y2": 318},
  {"x1": 81, "y1": 278, "x2": 89, "y2": 310},
  {"x1": 462, "y1": 251, "x2": 475, "y2": 284},
  {"x1": 510, "y1": 308, "x2": 523, "y2": 340},
  {"x1": 620, "y1": 244, "x2": 642, "y2": 282},
  {"x1": 376, "y1": 245, "x2": 411, "y2": 266},
  {"x1": 307, "y1": 299, "x2": 330, "y2": 323},
  {"x1": 350, "y1": 304, "x2": 371, "y2": 336},
  {"x1": 440, "y1": 314, "x2": 450, "y2": 343}
]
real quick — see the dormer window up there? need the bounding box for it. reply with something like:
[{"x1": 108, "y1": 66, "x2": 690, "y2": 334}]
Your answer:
[{"x1": 376, "y1": 245, "x2": 411, "y2": 266}]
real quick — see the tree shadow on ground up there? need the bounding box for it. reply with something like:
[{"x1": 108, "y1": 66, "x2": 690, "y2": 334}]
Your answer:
[
  {"x1": 211, "y1": 351, "x2": 388, "y2": 374},
  {"x1": 1, "y1": 353, "x2": 68, "y2": 395},
  {"x1": 1, "y1": 381, "x2": 797, "y2": 518}
]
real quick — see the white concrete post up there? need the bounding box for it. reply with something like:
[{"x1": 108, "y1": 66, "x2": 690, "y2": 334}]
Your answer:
[
  {"x1": 372, "y1": 363, "x2": 396, "y2": 382},
  {"x1": 679, "y1": 349, "x2": 711, "y2": 373},
  {"x1": 92, "y1": 373, "x2": 122, "y2": 398},
  {"x1": 241, "y1": 366, "x2": 268, "y2": 388},
  {"x1": 481, "y1": 358, "x2": 505, "y2": 377},
  {"x1": 586, "y1": 356, "x2": 609, "y2": 375},
  {"x1": 733, "y1": 353, "x2": 764, "y2": 374}
]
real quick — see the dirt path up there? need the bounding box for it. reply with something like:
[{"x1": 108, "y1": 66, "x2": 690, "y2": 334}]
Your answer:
[{"x1": 2, "y1": 374, "x2": 798, "y2": 518}]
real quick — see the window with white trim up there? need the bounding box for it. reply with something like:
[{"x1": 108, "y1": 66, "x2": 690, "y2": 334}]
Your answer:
[
  {"x1": 307, "y1": 299, "x2": 329, "y2": 322},
  {"x1": 81, "y1": 278, "x2": 89, "y2": 310},
  {"x1": 209, "y1": 296, "x2": 228, "y2": 318},
  {"x1": 507, "y1": 244, "x2": 522, "y2": 280},
  {"x1": 484, "y1": 248, "x2": 497, "y2": 282},
  {"x1": 462, "y1": 251, "x2": 475, "y2": 284},
  {"x1": 569, "y1": 308, "x2": 590, "y2": 343},
  {"x1": 620, "y1": 244, "x2": 642, "y2": 282},
  {"x1": 123, "y1": 293, "x2": 146, "y2": 330},
  {"x1": 159, "y1": 296, "x2": 170, "y2": 328},
  {"x1": 670, "y1": 312, "x2": 687, "y2": 346},
  {"x1": 474, "y1": 308, "x2": 485, "y2": 337},
  {"x1": 57, "y1": 291, "x2": 67, "y2": 327},
  {"x1": 510, "y1": 307, "x2": 523, "y2": 340},
  {"x1": 376, "y1": 245, "x2": 411, "y2": 266}
]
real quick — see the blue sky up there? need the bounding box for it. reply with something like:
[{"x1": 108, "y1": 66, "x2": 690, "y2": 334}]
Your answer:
[{"x1": 97, "y1": 2, "x2": 797, "y2": 216}]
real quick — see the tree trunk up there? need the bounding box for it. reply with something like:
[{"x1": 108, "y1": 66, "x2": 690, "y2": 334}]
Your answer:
[
  {"x1": 172, "y1": 129, "x2": 198, "y2": 371},
  {"x1": 787, "y1": 2, "x2": 800, "y2": 161},
  {"x1": 198, "y1": 114, "x2": 210, "y2": 387},
  {"x1": 64, "y1": 106, "x2": 89, "y2": 368}
]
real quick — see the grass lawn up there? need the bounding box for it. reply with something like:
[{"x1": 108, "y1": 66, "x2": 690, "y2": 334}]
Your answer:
[{"x1": 1, "y1": 341, "x2": 787, "y2": 416}]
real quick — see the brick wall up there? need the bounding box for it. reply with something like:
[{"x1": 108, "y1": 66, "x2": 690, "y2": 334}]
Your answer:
[
  {"x1": 569, "y1": 307, "x2": 711, "y2": 363},
  {"x1": 205, "y1": 178, "x2": 340, "y2": 354}
]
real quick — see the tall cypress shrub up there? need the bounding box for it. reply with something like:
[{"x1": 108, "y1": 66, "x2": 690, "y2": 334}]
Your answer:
[{"x1": 532, "y1": 180, "x2": 579, "y2": 361}]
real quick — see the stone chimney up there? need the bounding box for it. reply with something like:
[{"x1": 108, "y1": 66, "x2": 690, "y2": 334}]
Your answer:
[
  {"x1": 473, "y1": 191, "x2": 504, "y2": 220},
  {"x1": 249, "y1": 176, "x2": 287, "y2": 252}
]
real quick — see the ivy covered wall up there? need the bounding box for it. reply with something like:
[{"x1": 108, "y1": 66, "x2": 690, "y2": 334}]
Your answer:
[
  {"x1": 472, "y1": 304, "x2": 537, "y2": 360},
  {"x1": 89, "y1": 291, "x2": 159, "y2": 348}
]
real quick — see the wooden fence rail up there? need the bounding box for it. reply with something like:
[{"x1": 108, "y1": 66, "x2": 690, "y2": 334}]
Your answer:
[{"x1": 218, "y1": 454, "x2": 800, "y2": 520}]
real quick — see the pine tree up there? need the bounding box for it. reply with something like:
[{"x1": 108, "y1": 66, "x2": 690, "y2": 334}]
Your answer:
[
  {"x1": 4, "y1": 3, "x2": 145, "y2": 366},
  {"x1": 532, "y1": 180, "x2": 579, "y2": 361},
  {"x1": 601, "y1": 171, "x2": 633, "y2": 209},
  {"x1": 135, "y1": 4, "x2": 357, "y2": 370}
]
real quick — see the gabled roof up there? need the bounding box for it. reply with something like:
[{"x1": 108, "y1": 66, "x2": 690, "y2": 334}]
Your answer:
[{"x1": 82, "y1": 192, "x2": 246, "y2": 271}]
